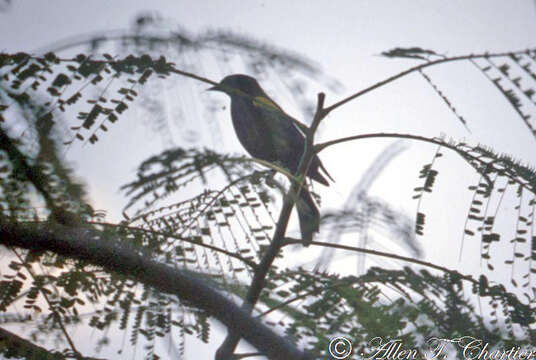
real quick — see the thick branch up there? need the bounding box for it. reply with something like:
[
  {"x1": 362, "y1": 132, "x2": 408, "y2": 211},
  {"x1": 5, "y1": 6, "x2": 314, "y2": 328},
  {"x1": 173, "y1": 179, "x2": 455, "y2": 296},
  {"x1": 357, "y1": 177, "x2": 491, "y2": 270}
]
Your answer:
[
  {"x1": 0, "y1": 220, "x2": 312, "y2": 360},
  {"x1": 0, "y1": 325, "x2": 66, "y2": 360},
  {"x1": 0, "y1": 325, "x2": 105, "y2": 360}
]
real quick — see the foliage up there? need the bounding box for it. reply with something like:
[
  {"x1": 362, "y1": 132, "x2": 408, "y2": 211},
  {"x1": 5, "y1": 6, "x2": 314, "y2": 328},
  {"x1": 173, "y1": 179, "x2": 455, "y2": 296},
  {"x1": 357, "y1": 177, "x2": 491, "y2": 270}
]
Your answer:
[{"x1": 0, "y1": 15, "x2": 535, "y2": 359}]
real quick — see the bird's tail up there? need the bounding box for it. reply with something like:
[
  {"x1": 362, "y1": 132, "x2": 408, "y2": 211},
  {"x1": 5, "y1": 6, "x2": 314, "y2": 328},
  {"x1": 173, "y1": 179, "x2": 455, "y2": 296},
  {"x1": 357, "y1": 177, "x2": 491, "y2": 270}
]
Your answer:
[{"x1": 295, "y1": 187, "x2": 320, "y2": 246}]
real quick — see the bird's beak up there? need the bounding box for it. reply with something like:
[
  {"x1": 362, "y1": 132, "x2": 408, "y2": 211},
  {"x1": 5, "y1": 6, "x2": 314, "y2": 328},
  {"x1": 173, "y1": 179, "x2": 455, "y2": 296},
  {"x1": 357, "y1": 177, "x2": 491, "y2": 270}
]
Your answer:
[{"x1": 207, "y1": 84, "x2": 220, "y2": 92}]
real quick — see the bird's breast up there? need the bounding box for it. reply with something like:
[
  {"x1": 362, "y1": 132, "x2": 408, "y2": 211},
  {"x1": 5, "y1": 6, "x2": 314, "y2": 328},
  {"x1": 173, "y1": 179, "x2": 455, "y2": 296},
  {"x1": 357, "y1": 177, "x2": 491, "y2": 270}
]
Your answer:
[{"x1": 230, "y1": 97, "x2": 277, "y2": 162}]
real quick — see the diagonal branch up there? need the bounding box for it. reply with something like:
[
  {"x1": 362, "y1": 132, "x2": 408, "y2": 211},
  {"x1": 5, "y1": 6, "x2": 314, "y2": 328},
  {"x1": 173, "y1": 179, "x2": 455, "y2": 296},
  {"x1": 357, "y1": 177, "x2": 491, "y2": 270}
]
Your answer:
[
  {"x1": 215, "y1": 93, "x2": 328, "y2": 360},
  {"x1": 323, "y1": 49, "x2": 536, "y2": 115},
  {"x1": 0, "y1": 324, "x2": 106, "y2": 359},
  {"x1": 0, "y1": 325, "x2": 72, "y2": 360},
  {"x1": 0, "y1": 219, "x2": 313, "y2": 360}
]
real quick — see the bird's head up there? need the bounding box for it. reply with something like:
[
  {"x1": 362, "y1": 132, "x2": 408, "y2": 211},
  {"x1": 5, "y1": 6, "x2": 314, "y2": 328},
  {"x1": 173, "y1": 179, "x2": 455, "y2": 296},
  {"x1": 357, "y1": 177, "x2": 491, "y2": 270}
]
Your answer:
[{"x1": 208, "y1": 74, "x2": 264, "y2": 97}]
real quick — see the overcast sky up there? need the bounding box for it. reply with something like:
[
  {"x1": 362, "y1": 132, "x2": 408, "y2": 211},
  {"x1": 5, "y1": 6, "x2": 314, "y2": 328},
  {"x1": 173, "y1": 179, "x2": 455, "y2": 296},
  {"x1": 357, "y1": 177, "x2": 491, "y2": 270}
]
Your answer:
[{"x1": 1, "y1": 1, "x2": 535, "y2": 359}]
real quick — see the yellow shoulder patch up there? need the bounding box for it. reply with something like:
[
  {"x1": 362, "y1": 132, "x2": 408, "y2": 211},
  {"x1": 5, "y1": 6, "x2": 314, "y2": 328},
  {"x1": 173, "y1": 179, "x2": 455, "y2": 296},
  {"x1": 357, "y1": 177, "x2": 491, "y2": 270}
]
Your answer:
[{"x1": 253, "y1": 96, "x2": 280, "y2": 111}]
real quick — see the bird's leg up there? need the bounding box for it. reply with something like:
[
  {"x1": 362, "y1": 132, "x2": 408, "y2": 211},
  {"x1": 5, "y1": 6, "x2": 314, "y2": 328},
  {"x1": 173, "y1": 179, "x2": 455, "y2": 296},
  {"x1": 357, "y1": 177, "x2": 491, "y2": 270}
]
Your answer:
[
  {"x1": 266, "y1": 169, "x2": 277, "y2": 179},
  {"x1": 264, "y1": 169, "x2": 277, "y2": 188}
]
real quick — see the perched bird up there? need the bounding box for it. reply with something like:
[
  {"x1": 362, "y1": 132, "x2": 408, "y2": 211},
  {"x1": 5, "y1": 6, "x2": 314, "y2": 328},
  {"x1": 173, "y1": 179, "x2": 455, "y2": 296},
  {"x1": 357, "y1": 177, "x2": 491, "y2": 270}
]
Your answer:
[{"x1": 209, "y1": 74, "x2": 333, "y2": 245}]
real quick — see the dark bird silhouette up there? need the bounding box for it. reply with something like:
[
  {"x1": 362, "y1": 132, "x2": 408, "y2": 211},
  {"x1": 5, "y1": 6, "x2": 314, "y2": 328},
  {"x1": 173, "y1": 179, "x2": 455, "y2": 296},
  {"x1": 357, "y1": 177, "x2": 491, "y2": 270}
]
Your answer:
[{"x1": 209, "y1": 74, "x2": 333, "y2": 245}]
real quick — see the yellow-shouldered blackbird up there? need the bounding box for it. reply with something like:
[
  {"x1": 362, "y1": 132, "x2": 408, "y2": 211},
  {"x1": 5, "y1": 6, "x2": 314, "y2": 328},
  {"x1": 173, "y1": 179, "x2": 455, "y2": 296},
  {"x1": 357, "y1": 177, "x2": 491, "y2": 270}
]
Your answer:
[{"x1": 209, "y1": 74, "x2": 333, "y2": 245}]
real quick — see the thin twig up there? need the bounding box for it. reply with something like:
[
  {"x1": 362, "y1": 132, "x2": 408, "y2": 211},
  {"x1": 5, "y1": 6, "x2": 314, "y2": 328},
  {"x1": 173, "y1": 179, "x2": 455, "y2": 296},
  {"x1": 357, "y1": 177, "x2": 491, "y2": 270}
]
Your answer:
[
  {"x1": 323, "y1": 49, "x2": 535, "y2": 115},
  {"x1": 10, "y1": 248, "x2": 80, "y2": 357},
  {"x1": 91, "y1": 221, "x2": 257, "y2": 270},
  {"x1": 316, "y1": 132, "x2": 532, "y2": 193},
  {"x1": 288, "y1": 239, "x2": 478, "y2": 285}
]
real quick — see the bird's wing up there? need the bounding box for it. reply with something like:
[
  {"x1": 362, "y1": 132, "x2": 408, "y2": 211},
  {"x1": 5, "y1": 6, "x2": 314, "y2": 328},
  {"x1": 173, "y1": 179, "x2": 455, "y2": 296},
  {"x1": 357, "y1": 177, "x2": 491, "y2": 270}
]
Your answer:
[
  {"x1": 252, "y1": 95, "x2": 333, "y2": 185},
  {"x1": 252, "y1": 96, "x2": 306, "y2": 169},
  {"x1": 253, "y1": 95, "x2": 308, "y2": 135},
  {"x1": 252, "y1": 95, "x2": 282, "y2": 112}
]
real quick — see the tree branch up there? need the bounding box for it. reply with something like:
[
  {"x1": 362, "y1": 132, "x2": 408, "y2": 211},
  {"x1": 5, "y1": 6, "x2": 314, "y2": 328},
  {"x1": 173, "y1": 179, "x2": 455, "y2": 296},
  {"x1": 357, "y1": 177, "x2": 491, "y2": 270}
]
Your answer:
[
  {"x1": 0, "y1": 324, "x2": 105, "y2": 360},
  {"x1": 91, "y1": 222, "x2": 257, "y2": 270},
  {"x1": 0, "y1": 220, "x2": 313, "y2": 360},
  {"x1": 301, "y1": 239, "x2": 478, "y2": 285},
  {"x1": 259, "y1": 239, "x2": 481, "y2": 319},
  {"x1": 11, "y1": 248, "x2": 80, "y2": 356},
  {"x1": 316, "y1": 132, "x2": 534, "y2": 193},
  {"x1": 215, "y1": 93, "x2": 331, "y2": 359},
  {"x1": 323, "y1": 49, "x2": 536, "y2": 115}
]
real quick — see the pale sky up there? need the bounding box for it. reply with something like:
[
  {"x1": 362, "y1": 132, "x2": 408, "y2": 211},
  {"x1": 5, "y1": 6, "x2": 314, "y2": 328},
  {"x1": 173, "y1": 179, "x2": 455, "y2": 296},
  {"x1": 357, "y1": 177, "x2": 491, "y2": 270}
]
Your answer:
[{"x1": 1, "y1": 1, "x2": 535, "y2": 359}]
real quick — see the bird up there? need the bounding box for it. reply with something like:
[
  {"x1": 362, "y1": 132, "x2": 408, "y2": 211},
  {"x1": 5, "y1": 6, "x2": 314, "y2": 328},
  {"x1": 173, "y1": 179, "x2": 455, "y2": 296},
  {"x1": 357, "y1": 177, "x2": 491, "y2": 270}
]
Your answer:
[{"x1": 209, "y1": 74, "x2": 333, "y2": 245}]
